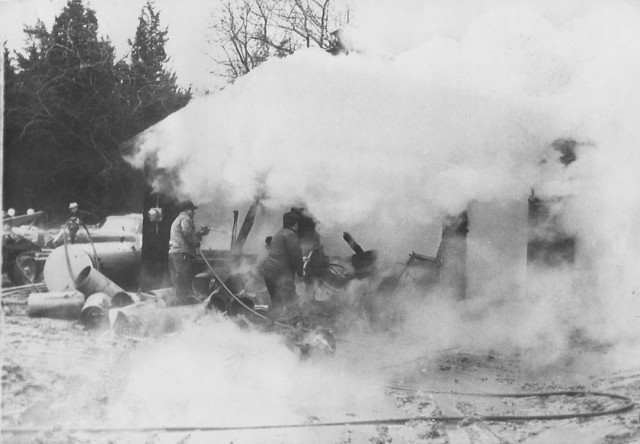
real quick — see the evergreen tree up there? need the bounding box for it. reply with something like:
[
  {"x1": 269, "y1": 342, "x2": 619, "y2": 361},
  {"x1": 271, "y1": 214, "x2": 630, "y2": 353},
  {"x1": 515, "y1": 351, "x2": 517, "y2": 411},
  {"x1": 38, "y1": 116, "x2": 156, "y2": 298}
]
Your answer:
[
  {"x1": 131, "y1": 1, "x2": 169, "y2": 81},
  {"x1": 4, "y1": 0, "x2": 129, "y2": 217},
  {"x1": 126, "y1": 1, "x2": 190, "y2": 132},
  {"x1": 3, "y1": 42, "x2": 29, "y2": 210},
  {"x1": 3, "y1": 0, "x2": 190, "y2": 220}
]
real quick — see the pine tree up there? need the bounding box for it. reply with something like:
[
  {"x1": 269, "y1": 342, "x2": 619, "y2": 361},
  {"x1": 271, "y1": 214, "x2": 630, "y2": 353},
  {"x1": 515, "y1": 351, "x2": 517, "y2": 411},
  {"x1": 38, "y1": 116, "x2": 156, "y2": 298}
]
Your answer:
[
  {"x1": 3, "y1": 0, "x2": 190, "y2": 219},
  {"x1": 3, "y1": 43, "x2": 29, "y2": 210},
  {"x1": 4, "y1": 0, "x2": 133, "y2": 217},
  {"x1": 131, "y1": 1, "x2": 169, "y2": 82},
  {"x1": 126, "y1": 1, "x2": 190, "y2": 132}
]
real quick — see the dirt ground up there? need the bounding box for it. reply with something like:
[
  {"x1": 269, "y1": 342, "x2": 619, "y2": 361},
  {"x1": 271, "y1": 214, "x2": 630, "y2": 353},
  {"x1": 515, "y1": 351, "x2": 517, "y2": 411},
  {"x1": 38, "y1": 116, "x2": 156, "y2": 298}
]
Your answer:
[{"x1": 2, "y1": 283, "x2": 640, "y2": 444}]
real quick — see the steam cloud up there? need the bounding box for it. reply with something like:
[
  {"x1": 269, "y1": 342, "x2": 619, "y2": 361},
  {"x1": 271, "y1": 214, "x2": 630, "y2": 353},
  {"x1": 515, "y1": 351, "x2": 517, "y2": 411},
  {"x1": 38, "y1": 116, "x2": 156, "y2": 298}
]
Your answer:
[
  {"x1": 126, "y1": 0, "x2": 640, "y2": 369},
  {"x1": 103, "y1": 318, "x2": 395, "y2": 430}
]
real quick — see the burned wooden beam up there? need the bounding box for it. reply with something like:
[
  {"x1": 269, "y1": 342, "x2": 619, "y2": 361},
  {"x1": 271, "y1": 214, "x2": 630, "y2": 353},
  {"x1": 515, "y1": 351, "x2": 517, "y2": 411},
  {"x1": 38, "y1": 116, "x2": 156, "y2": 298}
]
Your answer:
[
  {"x1": 342, "y1": 232, "x2": 364, "y2": 254},
  {"x1": 342, "y1": 232, "x2": 377, "y2": 279},
  {"x1": 231, "y1": 199, "x2": 260, "y2": 255}
]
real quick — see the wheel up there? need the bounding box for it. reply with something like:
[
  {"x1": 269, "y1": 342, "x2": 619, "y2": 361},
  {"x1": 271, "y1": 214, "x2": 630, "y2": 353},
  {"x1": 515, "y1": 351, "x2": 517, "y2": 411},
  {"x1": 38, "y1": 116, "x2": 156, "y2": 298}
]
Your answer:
[{"x1": 9, "y1": 253, "x2": 38, "y2": 286}]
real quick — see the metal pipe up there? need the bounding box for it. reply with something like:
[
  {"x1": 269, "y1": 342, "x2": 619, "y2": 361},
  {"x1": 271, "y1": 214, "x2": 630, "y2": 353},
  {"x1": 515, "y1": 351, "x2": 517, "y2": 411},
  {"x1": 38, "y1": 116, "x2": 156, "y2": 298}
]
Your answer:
[
  {"x1": 27, "y1": 291, "x2": 85, "y2": 319},
  {"x1": 80, "y1": 292, "x2": 111, "y2": 327},
  {"x1": 230, "y1": 210, "x2": 239, "y2": 249},
  {"x1": 81, "y1": 242, "x2": 141, "y2": 288},
  {"x1": 43, "y1": 240, "x2": 141, "y2": 292},
  {"x1": 342, "y1": 232, "x2": 365, "y2": 254},
  {"x1": 111, "y1": 291, "x2": 141, "y2": 307},
  {"x1": 1, "y1": 282, "x2": 47, "y2": 294},
  {"x1": 43, "y1": 245, "x2": 93, "y2": 292},
  {"x1": 74, "y1": 266, "x2": 125, "y2": 299}
]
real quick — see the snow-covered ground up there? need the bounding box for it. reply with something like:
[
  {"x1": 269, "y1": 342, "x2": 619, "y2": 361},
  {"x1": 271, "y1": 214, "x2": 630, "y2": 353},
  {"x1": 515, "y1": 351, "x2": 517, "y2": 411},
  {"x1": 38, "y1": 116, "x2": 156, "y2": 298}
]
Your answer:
[{"x1": 3, "y1": 285, "x2": 639, "y2": 444}]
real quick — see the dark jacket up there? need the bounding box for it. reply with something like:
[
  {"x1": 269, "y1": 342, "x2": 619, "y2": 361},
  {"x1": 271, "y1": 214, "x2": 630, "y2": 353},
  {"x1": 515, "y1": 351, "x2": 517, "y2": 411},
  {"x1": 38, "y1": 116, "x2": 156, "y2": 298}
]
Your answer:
[
  {"x1": 68, "y1": 209, "x2": 99, "y2": 226},
  {"x1": 262, "y1": 227, "x2": 303, "y2": 277}
]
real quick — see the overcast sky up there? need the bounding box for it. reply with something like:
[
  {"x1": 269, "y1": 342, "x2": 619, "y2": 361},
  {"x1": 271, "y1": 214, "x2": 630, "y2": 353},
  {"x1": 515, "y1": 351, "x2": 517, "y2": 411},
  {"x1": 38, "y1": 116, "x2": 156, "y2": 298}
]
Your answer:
[
  {"x1": 0, "y1": 0, "x2": 219, "y2": 90},
  {"x1": 0, "y1": 0, "x2": 517, "y2": 92}
]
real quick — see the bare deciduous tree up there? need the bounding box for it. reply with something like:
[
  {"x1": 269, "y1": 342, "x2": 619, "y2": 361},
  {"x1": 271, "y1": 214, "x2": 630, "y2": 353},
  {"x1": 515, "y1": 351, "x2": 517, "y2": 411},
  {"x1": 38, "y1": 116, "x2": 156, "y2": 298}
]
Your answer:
[{"x1": 207, "y1": 0, "x2": 348, "y2": 82}]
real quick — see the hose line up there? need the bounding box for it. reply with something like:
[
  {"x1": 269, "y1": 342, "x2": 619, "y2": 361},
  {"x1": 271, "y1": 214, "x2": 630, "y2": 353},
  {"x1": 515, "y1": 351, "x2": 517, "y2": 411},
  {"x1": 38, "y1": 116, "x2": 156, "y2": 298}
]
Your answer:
[
  {"x1": 62, "y1": 218, "x2": 100, "y2": 285},
  {"x1": 4, "y1": 256, "x2": 635, "y2": 435},
  {"x1": 2, "y1": 389, "x2": 634, "y2": 435},
  {"x1": 198, "y1": 250, "x2": 310, "y2": 332},
  {"x1": 385, "y1": 384, "x2": 635, "y2": 420}
]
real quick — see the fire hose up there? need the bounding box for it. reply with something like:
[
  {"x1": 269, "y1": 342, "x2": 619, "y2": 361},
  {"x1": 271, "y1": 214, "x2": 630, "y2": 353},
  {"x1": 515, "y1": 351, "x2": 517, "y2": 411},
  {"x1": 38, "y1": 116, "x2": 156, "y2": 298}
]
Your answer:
[
  {"x1": 2, "y1": 389, "x2": 634, "y2": 435},
  {"x1": 2, "y1": 254, "x2": 635, "y2": 435},
  {"x1": 198, "y1": 250, "x2": 313, "y2": 332},
  {"x1": 62, "y1": 218, "x2": 100, "y2": 283}
]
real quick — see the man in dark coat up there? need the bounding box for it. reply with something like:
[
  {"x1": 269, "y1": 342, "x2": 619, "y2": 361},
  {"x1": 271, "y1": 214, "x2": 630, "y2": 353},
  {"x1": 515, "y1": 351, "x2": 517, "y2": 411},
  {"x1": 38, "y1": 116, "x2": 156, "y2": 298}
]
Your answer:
[
  {"x1": 168, "y1": 200, "x2": 209, "y2": 305},
  {"x1": 262, "y1": 211, "x2": 304, "y2": 316}
]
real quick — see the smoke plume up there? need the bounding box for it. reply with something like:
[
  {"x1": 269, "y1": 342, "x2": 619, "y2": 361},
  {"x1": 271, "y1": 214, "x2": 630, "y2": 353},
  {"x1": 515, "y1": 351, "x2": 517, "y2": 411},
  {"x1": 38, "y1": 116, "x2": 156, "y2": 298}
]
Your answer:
[{"x1": 126, "y1": 0, "x2": 640, "y2": 367}]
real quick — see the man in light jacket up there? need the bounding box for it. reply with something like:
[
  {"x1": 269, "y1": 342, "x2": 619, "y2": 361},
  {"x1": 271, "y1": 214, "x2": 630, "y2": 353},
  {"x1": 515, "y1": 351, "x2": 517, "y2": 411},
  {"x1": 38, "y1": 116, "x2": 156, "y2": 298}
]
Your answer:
[{"x1": 168, "y1": 200, "x2": 209, "y2": 305}]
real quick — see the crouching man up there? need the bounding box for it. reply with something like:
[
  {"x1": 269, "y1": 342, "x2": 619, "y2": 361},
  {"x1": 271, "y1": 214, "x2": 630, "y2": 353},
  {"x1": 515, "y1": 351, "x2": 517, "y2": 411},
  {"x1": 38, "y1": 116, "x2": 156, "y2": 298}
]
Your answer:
[
  {"x1": 262, "y1": 211, "x2": 304, "y2": 319},
  {"x1": 168, "y1": 200, "x2": 209, "y2": 305}
]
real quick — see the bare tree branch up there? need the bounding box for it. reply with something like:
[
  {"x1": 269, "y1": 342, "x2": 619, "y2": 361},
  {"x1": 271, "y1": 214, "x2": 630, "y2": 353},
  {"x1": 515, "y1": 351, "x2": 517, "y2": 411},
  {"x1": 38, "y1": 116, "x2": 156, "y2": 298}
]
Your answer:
[{"x1": 206, "y1": 0, "x2": 348, "y2": 82}]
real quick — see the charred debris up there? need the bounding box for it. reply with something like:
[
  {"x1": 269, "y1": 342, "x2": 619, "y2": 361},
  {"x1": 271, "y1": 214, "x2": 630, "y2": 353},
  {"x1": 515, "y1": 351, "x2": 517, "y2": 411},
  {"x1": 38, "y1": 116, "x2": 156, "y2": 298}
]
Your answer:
[{"x1": 3, "y1": 138, "x2": 580, "y2": 357}]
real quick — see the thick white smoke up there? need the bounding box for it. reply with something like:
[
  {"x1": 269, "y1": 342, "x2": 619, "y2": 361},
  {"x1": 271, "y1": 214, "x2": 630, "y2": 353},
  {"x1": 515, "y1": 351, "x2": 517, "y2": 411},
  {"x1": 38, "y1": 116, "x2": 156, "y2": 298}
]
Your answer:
[
  {"x1": 103, "y1": 317, "x2": 395, "y2": 430},
  {"x1": 127, "y1": 0, "x2": 640, "y2": 366}
]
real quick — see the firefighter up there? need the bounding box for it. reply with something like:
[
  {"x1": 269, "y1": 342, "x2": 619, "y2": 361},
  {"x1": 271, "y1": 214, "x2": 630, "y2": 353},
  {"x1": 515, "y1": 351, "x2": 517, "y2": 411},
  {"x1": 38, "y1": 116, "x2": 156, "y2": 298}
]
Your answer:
[
  {"x1": 168, "y1": 200, "x2": 209, "y2": 305},
  {"x1": 67, "y1": 202, "x2": 99, "y2": 226},
  {"x1": 48, "y1": 202, "x2": 99, "y2": 246},
  {"x1": 262, "y1": 211, "x2": 304, "y2": 318}
]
